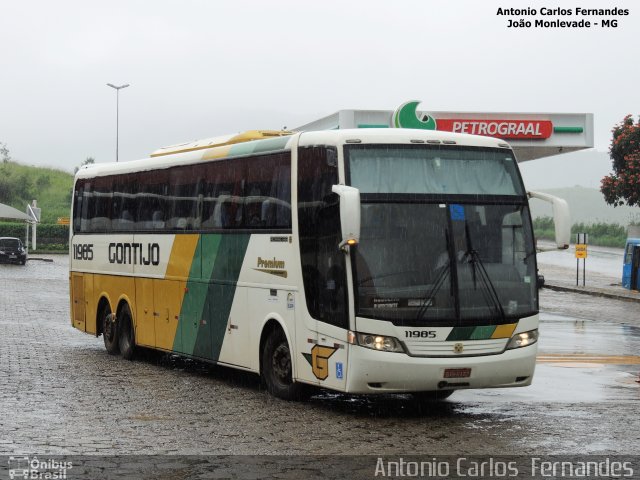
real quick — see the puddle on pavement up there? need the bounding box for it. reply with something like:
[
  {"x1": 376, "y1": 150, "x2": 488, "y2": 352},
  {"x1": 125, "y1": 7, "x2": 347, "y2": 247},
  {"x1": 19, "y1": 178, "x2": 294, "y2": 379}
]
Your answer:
[{"x1": 457, "y1": 312, "x2": 640, "y2": 404}]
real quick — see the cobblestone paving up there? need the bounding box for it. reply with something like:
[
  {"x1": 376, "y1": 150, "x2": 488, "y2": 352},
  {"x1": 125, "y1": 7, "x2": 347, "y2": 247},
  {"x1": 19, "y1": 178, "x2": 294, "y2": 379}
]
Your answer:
[{"x1": 1, "y1": 256, "x2": 639, "y2": 458}]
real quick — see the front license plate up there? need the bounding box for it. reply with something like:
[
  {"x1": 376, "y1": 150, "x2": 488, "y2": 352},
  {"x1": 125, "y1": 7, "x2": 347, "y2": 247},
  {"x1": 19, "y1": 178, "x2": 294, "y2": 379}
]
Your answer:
[{"x1": 444, "y1": 368, "x2": 471, "y2": 378}]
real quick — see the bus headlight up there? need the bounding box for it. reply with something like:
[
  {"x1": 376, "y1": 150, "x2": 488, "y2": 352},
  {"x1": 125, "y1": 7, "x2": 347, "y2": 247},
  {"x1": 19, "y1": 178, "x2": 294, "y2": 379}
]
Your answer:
[
  {"x1": 356, "y1": 332, "x2": 404, "y2": 353},
  {"x1": 506, "y1": 329, "x2": 539, "y2": 350}
]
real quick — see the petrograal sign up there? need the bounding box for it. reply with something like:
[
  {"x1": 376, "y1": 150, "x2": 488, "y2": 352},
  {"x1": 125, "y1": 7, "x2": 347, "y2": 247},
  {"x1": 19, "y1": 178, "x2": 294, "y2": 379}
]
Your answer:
[{"x1": 392, "y1": 101, "x2": 555, "y2": 140}]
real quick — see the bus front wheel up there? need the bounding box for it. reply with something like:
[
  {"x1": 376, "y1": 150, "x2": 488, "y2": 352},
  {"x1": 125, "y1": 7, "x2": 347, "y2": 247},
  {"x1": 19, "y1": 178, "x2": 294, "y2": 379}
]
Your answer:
[
  {"x1": 118, "y1": 304, "x2": 136, "y2": 360},
  {"x1": 262, "y1": 328, "x2": 304, "y2": 401},
  {"x1": 101, "y1": 304, "x2": 120, "y2": 355}
]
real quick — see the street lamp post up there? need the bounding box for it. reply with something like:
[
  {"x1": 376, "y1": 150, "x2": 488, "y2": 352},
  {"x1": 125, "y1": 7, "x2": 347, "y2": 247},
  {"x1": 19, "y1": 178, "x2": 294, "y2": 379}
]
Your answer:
[{"x1": 106, "y1": 83, "x2": 130, "y2": 162}]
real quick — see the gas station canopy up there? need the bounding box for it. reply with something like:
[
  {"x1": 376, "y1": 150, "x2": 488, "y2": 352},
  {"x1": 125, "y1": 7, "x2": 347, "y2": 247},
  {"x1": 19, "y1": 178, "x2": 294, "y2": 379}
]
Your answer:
[{"x1": 295, "y1": 101, "x2": 594, "y2": 162}]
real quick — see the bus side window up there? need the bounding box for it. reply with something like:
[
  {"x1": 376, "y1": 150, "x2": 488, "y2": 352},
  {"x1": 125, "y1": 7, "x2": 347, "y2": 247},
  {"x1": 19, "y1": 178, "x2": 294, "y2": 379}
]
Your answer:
[
  {"x1": 111, "y1": 178, "x2": 138, "y2": 232},
  {"x1": 73, "y1": 182, "x2": 84, "y2": 233},
  {"x1": 80, "y1": 182, "x2": 92, "y2": 233},
  {"x1": 245, "y1": 185, "x2": 264, "y2": 227},
  {"x1": 269, "y1": 156, "x2": 291, "y2": 229},
  {"x1": 212, "y1": 160, "x2": 243, "y2": 230},
  {"x1": 244, "y1": 153, "x2": 292, "y2": 230},
  {"x1": 201, "y1": 163, "x2": 226, "y2": 230},
  {"x1": 165, "y1": 165, "x2": 199, "y2": 231},
  {"x1": 137, "y1": 171, "x2": 167, "y2": 231},
  {"x1": 90, "y1": 176, "x2": 113, "y2": 233}
]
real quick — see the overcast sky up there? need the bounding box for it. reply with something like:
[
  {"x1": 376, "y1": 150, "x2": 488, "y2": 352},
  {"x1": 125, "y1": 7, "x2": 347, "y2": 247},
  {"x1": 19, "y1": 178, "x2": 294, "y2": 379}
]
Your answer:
[{"x1": 1, "y1": 0, "x2": 638, "y2": 185}]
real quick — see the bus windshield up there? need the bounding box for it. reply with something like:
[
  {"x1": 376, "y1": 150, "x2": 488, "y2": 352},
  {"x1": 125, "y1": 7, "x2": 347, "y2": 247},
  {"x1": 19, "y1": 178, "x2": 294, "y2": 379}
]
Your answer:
[
  {"x1": 347, "y1": 145, "x2": 524, "y2": 196},
  {"x1": 346, "y1": 145, "x2": 536, "y2": 326}
]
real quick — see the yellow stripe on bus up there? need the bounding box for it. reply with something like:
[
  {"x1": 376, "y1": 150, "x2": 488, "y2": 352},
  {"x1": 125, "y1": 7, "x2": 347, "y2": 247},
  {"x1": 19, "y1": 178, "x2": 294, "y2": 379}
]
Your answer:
[
  {"x1": 491, "y1": 323, "x2": 517, "y2": 339},
  {"x1": 165, "y1": 235, "x2": 200, "y2": 279},
  {"x1": 201, "y1": 145, "x2": 233, "y2": 161}
]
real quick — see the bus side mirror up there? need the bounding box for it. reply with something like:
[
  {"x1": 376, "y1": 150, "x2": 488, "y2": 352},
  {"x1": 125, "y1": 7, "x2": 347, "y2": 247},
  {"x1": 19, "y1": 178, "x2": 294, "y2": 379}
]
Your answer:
[
  {"x1": 331, "y1": 185, "x2": 361, "y2": 250},
  {"x1": 527, "y1": 191, "x2": 570, "y2": 249}
]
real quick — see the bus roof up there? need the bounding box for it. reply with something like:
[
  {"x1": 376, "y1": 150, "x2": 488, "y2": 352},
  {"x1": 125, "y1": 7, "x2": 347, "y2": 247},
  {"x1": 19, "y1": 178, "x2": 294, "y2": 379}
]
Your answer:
[
  {"x1": 75, "y1": 128, "x2": 512, "y2": 180},
  {"x1": 150, "y1": 130, "x2": 294, "y2": 157},
  {"x1": 297, "y1": 128, "x2": 512, "y2": 149}
]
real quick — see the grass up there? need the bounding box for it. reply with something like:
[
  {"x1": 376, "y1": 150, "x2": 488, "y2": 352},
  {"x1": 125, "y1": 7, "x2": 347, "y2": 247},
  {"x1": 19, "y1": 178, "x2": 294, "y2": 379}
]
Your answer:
[
  {"x1": 0, "y1": 161, "x2": 73, "y2": 223},
  {"x1": 533, "y1": 216, "x2": 631, "y2": 248}
]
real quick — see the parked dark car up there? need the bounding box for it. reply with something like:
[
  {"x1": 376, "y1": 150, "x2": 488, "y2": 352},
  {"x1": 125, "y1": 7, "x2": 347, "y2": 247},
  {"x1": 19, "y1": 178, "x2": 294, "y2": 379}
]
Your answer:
[{"x1": 0, "y1": 237, "x2": 27, "y2": 265}]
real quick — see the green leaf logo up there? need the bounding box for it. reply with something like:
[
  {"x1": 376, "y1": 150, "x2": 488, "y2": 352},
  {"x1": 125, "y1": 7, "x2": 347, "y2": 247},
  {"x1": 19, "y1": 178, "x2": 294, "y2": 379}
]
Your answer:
[{"x1": 392, "y1": 100, "x2": 437, "y2": 130}]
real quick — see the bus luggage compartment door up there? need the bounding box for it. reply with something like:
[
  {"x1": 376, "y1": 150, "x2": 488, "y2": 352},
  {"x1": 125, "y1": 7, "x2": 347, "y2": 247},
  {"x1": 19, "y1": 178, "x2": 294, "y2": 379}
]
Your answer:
[
  {"x1": 134, "y1": 278, "x2": 155, "y2": 347},
  {"x1": 71, "y1": 273, "x2": 86, "y2": 331},
  {"x1": 152, "y1": 279, "x2": 183, "y2": 352}
]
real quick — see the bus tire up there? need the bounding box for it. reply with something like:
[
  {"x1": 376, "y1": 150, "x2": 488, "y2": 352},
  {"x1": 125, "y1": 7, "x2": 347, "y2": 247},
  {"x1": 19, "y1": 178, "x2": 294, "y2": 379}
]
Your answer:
[
  {"x1": 101, "y1": 303, "x2": 119, "y2": 355},
  {"x1": 261, "y1": 328, "x2": 304, "y2": 401},
  {"x1": 118, "y1": 304, "x2": 136, "y2": 360},
  {"x1": 413, "y1": 390, "x2": 454, "y2": 402}
]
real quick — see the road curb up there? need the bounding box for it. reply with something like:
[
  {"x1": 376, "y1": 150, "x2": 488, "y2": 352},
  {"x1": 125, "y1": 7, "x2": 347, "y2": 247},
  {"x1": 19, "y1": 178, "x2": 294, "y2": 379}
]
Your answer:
[{"x1": 543, "y1": 282, "x2": 640, "y2": 303}]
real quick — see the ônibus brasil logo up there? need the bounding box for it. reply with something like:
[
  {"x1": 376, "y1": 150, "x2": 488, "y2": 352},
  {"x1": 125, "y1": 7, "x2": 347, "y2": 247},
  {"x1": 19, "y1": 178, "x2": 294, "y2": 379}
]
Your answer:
[{"x1": 8, "y1": 456, "x2": 73, "y2": 479}]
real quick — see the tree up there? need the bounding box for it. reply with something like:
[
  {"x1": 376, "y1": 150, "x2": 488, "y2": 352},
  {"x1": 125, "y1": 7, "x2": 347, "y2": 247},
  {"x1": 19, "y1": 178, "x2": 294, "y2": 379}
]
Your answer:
[
  {"x1": 0, "y1": 142, "x2": 10, "y2": 163},
  {"x1": 74, "y1": 156, "x2": 95, "y2": 174},
  {"x1": 15, "y1": 173, "x2": 33, "y2": 201},
  {"x1": 0, "y1": 177, "x2": 13, "y2": 203},
  {"x1": 601, "y1": 115, "x2": 640, "y2": 207},
  {"x1": 36, "y1": 174, "x2": 51, "y2": 190}
]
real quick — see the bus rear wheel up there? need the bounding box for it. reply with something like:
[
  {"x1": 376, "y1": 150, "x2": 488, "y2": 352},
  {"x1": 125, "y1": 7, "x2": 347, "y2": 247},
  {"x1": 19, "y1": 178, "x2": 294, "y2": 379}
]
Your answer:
[
  {"x1": 262, "y1": 328, "x2": 304, "y2": 401},
  {"x1": 118, "y1": 304, "x2": 136, "y2": 360},
  {"x1": 101, "y1": 304, "x2": 119, "y2": 355}
]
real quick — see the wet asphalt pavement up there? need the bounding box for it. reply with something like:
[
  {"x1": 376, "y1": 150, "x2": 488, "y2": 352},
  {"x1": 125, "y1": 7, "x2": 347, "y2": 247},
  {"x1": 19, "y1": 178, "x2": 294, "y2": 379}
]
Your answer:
[{"x1": 1, "y1": 255, "x2": 639, "y2": 457}]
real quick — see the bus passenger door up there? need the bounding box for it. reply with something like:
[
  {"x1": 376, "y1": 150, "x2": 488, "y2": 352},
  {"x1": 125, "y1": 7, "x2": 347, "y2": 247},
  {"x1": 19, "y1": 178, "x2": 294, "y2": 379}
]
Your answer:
[
  {"x1": 297, "y1": 228, "x2": 350, "y2": 391},
  {"x1": 313, "y1": 258, "x2": 350, "y2": 392},
  {"x1": 294, "y1": 299, "x2": 320, "y2": 387},
  {"x1": 217, "y1": 287, "x2": 250, "y2": 368},
  {"x1": 71, "y1": 273, "x2": 86, "y2": 331},
  {"x1": 134, "y1": 278, "x2": 155, "y2": 347},
  {"x1": 311, "y1": 196, "x2": 350, "y2": 392}
]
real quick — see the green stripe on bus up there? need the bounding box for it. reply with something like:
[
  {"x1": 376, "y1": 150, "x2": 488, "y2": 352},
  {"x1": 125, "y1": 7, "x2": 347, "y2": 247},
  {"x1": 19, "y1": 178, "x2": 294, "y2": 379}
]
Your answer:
[
  {"x1": 469, "y1": 325, "x2": 496, "y2": 340},
  {"x1": 446, "y1": 326, "x2": 475, "y2": 341},
  {"x1": 228, "y1": 136, "x2": 291, "y2": 157},
  {"x1": 446, "y1": 325, "x2": 498, "y2": 341},
  {"x1": 190, "y1": 235, "x2": 222, "y2": 358},
  {"x1": 174, "y1": 234, "x2": 216, "y2": 357},
  {"x1": 182, "y1": 281, "x2": 210, "y2": 356}
]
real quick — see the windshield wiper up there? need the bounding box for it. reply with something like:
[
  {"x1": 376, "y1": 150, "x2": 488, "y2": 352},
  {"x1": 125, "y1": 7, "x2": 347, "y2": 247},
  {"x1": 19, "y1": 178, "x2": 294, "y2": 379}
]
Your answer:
[
  {"x1": 416, "y1": 230, "x2": 452, "y2": 322},
  {"x1": 462, "y1": 222, "x2": 506, "y2": 321}
]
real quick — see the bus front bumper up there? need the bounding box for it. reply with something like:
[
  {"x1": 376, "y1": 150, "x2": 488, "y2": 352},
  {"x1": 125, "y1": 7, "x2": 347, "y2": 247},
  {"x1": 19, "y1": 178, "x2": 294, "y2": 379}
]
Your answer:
[{"x1": 345, "y1": 343, "x2": 537, "y2": 394}]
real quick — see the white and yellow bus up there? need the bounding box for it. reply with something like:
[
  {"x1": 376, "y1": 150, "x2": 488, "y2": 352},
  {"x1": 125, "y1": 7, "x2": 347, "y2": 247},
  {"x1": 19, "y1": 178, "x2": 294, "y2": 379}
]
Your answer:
[{"x1": 70, "y1": 128, "x2": 568, "y2": 400}]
